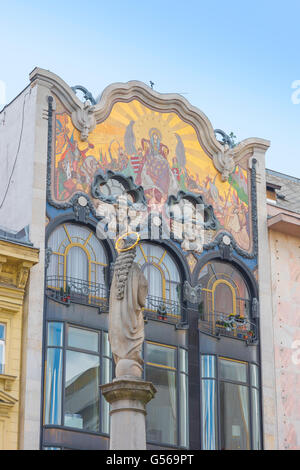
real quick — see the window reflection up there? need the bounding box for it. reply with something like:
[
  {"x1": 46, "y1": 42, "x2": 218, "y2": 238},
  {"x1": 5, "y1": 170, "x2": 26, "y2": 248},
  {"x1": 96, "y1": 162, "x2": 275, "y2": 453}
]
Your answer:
[
  {"x1": 146, "y1": 366, "x2": 177, "y2": 446},
  {"x1": 68, "y1": 326, "x2": 99, "y2": 352},
  {"x1": 64, "y1": 350, "x2": 100, "y2": 431},
  {"x1": 220, "y1": 382, "x2": 250, "y2": 450},
  {"x1": 201, "y1": 355, "x2": 262, "y2": 450},
  {"x1": 219, "y1": 358, "x2": 247, "y2": 383},
  {"x1": 146, "y1": 342, "x2": 176, "y2": 368},
  {"x1": 145, "y1": 342, "x2": 180, "y2": 447},
  {"x1": 44, "y1": 322, "x2": 112, "y2": 435},
  {"x1": 45, "y1": 347, "x2": 63, "y2": 425}
]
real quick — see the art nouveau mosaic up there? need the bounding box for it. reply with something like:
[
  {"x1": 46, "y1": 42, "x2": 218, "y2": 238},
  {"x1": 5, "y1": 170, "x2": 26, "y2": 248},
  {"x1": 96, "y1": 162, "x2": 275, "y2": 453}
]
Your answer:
[{"x1": 50, "y1": 95, "x2": 252, "y2": 252}]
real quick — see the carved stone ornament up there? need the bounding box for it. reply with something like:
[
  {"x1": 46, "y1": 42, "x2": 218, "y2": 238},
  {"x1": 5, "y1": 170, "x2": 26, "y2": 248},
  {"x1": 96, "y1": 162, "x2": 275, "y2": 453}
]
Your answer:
[
  {"x1": 167, "y1": 190, "x2": 218, "y2": 231},
  {"x1": 219, "y1": 234, "x2": 233, "y2": 260},
  {"x1": 213, "y1": 144, "x2": 235, "y2": 182},
  {"x1": 45, "y1": 248, "x2": 53, "y2": 270},
  {"x1": 183, "y1": 281, "x2": 202, "y2": 304},
  {"x1": 72, "y1": 100, "x2": 96, "y2": 141},
  {"x1": 16, "y1": 262, "x2": 31, "y2": 289},
  {"x1": 73, "y1": 195, "x2": 90, "y2": 223},
  {"x1": 252, "y1": 297, "x2": 259, "y2": 318},
  {"x1": 92, "y1": 170, "x2": 147, "y2": 207}
]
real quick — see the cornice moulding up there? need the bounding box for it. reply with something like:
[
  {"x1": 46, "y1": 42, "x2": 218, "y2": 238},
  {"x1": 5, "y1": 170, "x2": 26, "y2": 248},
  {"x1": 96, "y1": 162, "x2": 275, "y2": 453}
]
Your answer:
[
  {"x1": 233, "y1": 138, "x2": 271, "y2": 161},
  {"x1": 0, "y1": 240, "x2": 39, "y2": 265},
  {"x1": 29, "y1": 69, "x2": 224, "y2": 157},
  {"x1": 0, "y1": 373, "x2": 17, "y2": 392},
  {"x1": 29, "y1": 67, "x2": 83, "y2": 111},
  {"x1": 0, "y1": 389, "x2": 18, "y2": 416},
  {"x1": 31, "y1": 68, "x2": 270, "y2": 181}
]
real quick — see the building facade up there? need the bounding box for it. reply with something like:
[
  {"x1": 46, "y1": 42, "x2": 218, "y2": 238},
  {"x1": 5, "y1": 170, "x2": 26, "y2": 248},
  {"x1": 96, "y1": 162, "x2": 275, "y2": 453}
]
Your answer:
[
  {"x1": 0, "y1": 229, "x2": 39, "y2": 449},
  {"x1": 0, "y1": 68, "x2": 298, "y2": 450}
]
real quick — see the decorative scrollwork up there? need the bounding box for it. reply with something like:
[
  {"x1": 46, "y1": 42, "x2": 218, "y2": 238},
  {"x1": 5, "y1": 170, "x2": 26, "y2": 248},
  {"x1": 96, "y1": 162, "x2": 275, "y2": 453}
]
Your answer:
[
  {"x1": 91, "y1": 169, "x2": 147, "y2": 206},
  {"x1": 183, "y1": 281, "x2": 202, "y2": 304},
  {"x1": 214, "y1": 129, "x2": 236, "y2": 148},
  {"x1": 45, "y1": 248, "x2": 53, "y2": 270},
  {"x1": 167, "y1": 190, "x2": 218, "y2": 231}
]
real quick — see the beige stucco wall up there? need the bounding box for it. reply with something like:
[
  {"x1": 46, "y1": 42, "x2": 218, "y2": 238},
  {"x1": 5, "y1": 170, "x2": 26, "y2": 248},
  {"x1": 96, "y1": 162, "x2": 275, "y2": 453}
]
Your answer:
[{"x1": 269, "y1": 228, "x2": 300, "y2": 449}]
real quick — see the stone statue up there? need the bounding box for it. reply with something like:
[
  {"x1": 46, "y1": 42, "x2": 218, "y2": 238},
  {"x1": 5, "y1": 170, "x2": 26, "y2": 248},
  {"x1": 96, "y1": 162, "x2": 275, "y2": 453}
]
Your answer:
[{"x1": 109, "y1": 237, "x2": 148, "y2": 378}]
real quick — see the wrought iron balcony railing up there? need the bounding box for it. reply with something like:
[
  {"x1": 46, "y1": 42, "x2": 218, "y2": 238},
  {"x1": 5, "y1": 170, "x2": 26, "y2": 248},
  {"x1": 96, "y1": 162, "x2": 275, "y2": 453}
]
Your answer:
[
  {"x1": 198, "y1": 311, "x2": 257, "y2": 342},
  {"x1": 143, "y1": 294, "x2": 182, "y2": 324},
  {"x1": 46, "y1": 276, "x2": 108, "y2": 312}
]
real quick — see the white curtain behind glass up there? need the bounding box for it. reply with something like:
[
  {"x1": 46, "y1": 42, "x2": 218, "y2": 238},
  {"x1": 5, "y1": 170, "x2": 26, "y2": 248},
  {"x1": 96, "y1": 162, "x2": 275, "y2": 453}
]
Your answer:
[
  {"x1": 47, "y1": 224, "x2": 107, "y2": 285},
  {"x1": 136, "y1": 243, "x2": 180, "y2": 302},
  {"x1": 143, "y1": 264, "x2": 163, "y2": 298},
  {"x1": 67, "y1": 246, "x2": 89, "y2": 281}
]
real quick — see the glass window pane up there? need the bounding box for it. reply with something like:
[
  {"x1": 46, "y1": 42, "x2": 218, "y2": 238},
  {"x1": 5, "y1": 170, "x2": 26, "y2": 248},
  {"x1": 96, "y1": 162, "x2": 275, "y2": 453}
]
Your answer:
[
  {"x1": 101, "y1": 357, "x2": 112, "y2": 434},
  {"x1": 220, "y1": 382, "x2": 250, "y2": 450},
  {"x1": 0, "y1": 324, "x2": 5, "y2": 340},
  {"x1": 146, "y1": 343, "x2": 176, "y2": 368},
  {"x1": 251, "y1": 388, "x2": 262, "y2": 450},
  {"x1": 0, "y1": 341, "x2": 5, "y2": 374},
  {"x1": 48, "y1": 322, "x2": 63, "y2": 347},
  {"x1": 146, "y1": 366, "x2": 177, "y2": 446},
  {"x1": 250, "y1": 364, "x2": 259, "y2": 388},
  {"x1": 179, "y1": 348, "x2": 188, "y2": 374},
  {"x1": 214, "y1": 283, "x2": 233, "y2": 315},
  {"x1": 68, "y1": 327, "x2": 98, "y2": 352},
  {"x1": 102, "y1": 331, "x2": 111, "y2": 358},
  {"x1": 66, "y1": 246, "x2": 88, "y2": 281},
  {"x1": 44, "y1": 348, "x2": 63, "y2": 425},
  {"x1": 201, "y1": 355, "x2": 216, "y2": 378},
  {"x1": 180, "y1": 373, "x2": 189, "y2": 448},
  {"x1": 64, "y1": 350, "x2": 100, "y2": 432},
  {"x1": 143, "y1": 264, "x2": 163, "y2": 299},
  {"x1": 219, "y1": 358, "x2": 247, "y2": 383},
  {"x1": 201, "y1": 379, "x2": 217, "y2": 450}
]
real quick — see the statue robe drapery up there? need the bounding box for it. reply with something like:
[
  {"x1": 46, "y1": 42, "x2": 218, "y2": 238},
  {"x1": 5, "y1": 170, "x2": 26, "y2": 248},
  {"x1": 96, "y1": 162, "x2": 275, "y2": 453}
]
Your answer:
[{"x1": 109, "y1": 262, "x2": 148, "y2": 366}]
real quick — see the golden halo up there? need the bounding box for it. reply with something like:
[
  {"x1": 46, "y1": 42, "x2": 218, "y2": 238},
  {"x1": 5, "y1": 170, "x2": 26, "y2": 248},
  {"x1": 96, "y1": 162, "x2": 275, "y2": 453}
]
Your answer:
[
  {"x1": 133, "y1": 112, "x2": 177, "y2": 159},
  {"x1": 115, "y1": 231, "x2": 140, "y2": 253},
  {"x1": 149, "y1": 127, "x2": 162, "y2": 141}
]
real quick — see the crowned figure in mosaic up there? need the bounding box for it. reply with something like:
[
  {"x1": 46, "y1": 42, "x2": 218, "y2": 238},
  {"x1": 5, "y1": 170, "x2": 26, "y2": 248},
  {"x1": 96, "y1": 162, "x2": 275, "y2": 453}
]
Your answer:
[{"x1": 109, "y1": 232, "x2": 148, "y2": 378}]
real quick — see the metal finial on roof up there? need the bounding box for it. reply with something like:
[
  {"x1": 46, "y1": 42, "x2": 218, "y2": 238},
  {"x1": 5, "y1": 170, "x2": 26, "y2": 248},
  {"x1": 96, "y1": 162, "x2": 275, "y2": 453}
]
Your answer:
[
  {"x1": 214, "y1": 129, "x2": 236, "y2": 148},
  {"x1": 150, "y1": 81, "x2": 155, "y2": 89},
  {"x1": 71, "y1": 85, "x2": 97, "y2": 105}
]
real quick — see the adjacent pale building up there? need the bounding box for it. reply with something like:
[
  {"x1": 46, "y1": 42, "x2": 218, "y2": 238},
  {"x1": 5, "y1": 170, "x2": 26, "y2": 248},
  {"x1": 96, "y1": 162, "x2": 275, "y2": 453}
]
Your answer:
[
  {"x1": 0, "y1": 228, "x2": 39, "y2": 450},
  {"x1": 0, "y1": 68, "x2": 299, "y2": 450}
]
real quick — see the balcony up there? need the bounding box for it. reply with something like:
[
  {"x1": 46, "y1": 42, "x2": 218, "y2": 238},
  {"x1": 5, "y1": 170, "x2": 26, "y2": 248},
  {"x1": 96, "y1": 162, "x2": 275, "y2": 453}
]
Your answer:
[
  {"x1": 46, "y1": 276, "x2": 108, "y2": 312},
  {"x1": 143, "y1": 294, "x2": 182, "y2": 325},
  {"x1": 198, "y1": 311, "x2": 257, "y2": 343}
]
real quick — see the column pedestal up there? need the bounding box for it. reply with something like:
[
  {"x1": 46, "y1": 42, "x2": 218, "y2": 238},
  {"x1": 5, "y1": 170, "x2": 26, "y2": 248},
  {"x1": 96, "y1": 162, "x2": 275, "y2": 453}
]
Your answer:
[{"x1": 101, "y1": 377, "x2": 156, "y2": 450}]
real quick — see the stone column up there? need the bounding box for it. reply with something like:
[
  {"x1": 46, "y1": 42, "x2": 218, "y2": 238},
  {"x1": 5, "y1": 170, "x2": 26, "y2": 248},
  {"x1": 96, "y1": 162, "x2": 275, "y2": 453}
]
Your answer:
[{"x1": 101, "y1": 378, "x2": 156, "y2": 450}]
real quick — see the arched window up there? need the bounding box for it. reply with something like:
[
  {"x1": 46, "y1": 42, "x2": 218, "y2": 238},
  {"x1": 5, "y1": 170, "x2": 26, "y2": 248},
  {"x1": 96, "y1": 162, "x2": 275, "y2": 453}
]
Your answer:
[
  {"x1": 198, "y1": 261, "x2": 254, "y2": 341},
  {"x1": 46, "y1": 223, "x2": 108, "y2": 306},
  {"x1": 134, "y1": 243, "x2": 181, "y2": 321}
]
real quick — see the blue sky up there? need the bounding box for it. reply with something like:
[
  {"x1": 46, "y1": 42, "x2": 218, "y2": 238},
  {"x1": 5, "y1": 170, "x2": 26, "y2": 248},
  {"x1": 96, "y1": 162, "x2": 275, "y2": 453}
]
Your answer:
[{"x1": 1, "y1": 0, "x2": 300, "y2": 177}]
